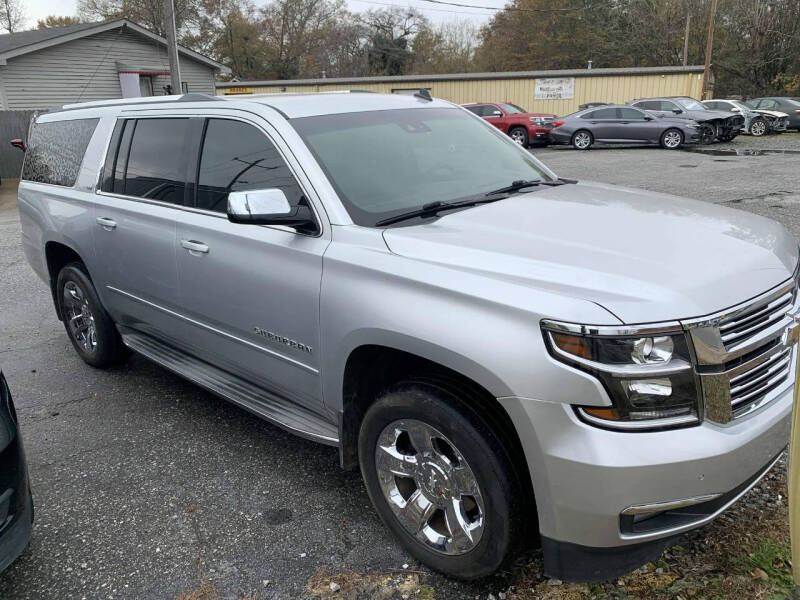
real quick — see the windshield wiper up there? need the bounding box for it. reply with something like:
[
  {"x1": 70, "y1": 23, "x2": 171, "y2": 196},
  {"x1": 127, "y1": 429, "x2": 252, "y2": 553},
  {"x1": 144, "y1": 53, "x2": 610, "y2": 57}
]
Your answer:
[
  {"x1": 375, "y1": 197, "x2": 502, "y2": 227},
  {"x1": 484, "y1": 177, "x2": 576, "y2": 196}
]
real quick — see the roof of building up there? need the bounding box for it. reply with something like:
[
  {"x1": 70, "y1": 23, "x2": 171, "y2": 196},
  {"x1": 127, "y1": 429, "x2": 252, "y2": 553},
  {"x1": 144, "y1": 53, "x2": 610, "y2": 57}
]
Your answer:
[
  {"x1": 0, "y1": 19, "x2": 228, "y2": 71},
  {"x1": 216, "y1": 65, "x2": 706, "y2": 88}
]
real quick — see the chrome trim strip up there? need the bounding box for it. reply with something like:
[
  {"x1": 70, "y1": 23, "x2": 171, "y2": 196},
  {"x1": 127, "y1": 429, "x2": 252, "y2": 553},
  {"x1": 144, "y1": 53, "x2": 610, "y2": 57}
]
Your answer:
[
  {"x1": 107, "y1": 286, "x2": 319, "y2": 374},
  {"x1": 621, "y1": 493, "x2": 722, "y2": 516},
  {"x1": 619, "y1": 451, "x2": 784, "y2": 540},
  {"x1": 577, "y1": 408, "x2": 699, "y2": 430},
  {"x1": 542, "y1": 319, "x2": 683, "y2": 337}
]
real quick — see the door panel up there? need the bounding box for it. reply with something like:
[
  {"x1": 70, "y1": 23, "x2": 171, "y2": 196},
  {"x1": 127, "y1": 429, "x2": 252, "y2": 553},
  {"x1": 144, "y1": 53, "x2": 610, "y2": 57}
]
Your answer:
[
  {"x1": 175, "y1": 116, "x2": 328, "y2": 412},
  {"x1": 93, "y1": 116, "x2": 190, "y2": 341},
  {"x1": 176, "y1": 214, "x2": 327, "y2": 410}
]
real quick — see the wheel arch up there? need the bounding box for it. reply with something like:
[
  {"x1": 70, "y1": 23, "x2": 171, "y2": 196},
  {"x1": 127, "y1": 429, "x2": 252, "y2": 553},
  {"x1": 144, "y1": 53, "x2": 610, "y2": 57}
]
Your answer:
[
  {"x1": 45, "y1": 241, "x2": 87, "y2": 321},
  {"x1": 337, "y1": 342, "x2": 533, "y2": 510}
]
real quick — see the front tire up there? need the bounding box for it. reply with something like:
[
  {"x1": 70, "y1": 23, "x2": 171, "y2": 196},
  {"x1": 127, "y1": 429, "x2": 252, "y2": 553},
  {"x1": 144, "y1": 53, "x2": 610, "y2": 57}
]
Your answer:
[
  {"x1": 571, "y1": 130, "x2": 593, "y2": 150},
  {"x1": 698, "y1": 122, "x2": 717, "y2": 144},
  {"x1": 750, "y1": 118, "x2": 767, "y2": 136},
  {"x1": 508, "y1": 127, "x2": 529, "y2": 147},
  {"x1": 56, "y1": 263, "x2": 127, "y2": 368},
  {"x1": 660, "y1": 128, "x2": 684, "y2": 149},
  {"x1": 358, "y1": 381, "x2": 520, "y2": 579}
]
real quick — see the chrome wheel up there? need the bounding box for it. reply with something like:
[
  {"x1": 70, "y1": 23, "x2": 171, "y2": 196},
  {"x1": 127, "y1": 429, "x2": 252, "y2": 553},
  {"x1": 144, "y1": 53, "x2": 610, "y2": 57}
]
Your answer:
[
  {"x1": 375, "y1": 420, "x2": 485, "y2": 555},
  {"x1": 573, "y1": 131, "x2": 591, "y2": 149},
  {"x1": 63, "y1": 281, "x2": 97, "y2": 353},
  {"x1": 663, "y1": 130, "x2": 682, "y2": 148},
  {"x1": 509, "y1": 129, "x2": 526, "y2": 145},
  {"x1": 750, "y1": 119, "x2": 767, "y2": 136}
]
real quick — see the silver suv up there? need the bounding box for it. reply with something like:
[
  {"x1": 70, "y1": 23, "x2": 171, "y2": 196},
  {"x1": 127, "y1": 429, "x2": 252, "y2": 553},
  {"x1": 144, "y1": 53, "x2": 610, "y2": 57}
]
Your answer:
[{"x1": 18, "y1": 92, "x2": 798, "y2": 582}]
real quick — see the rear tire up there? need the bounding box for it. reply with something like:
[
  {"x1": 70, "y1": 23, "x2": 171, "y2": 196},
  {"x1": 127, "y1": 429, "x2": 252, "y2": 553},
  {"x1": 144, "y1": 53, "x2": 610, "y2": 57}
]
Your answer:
[
  {"x1": 358, "y1": 380, "x2": 521, "y2": 580},
  {"x1": 571, "y1": 130, "x2": 593, "y2": 150},
  {"x1": 660, "y1": 128, "x2": 684, "y2": 149},
  {"x1": 56, "y1": 263, "x2": 128, "y2": 368},
  {"x1": 508, "y1": 127, "x2": 529, "y2": 147}
]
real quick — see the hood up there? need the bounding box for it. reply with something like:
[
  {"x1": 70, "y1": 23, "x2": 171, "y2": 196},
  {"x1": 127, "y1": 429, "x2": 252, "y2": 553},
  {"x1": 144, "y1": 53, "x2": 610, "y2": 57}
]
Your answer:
[
  {"x1": 688, "y1": 109, "x2": 739, "y2": 120},
  {"x1": 752, "y1": 109, "x2": 789, "y2": 118},
  {"x1": 382, "y1": 182, "x2": 798, "y2": 324}
]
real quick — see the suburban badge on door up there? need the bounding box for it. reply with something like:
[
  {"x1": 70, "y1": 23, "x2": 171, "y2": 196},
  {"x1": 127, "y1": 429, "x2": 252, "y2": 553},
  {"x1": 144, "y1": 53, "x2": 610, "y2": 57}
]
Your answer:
[{"x1": 253, "y1": 327, "x2": 313, "y2": 354}]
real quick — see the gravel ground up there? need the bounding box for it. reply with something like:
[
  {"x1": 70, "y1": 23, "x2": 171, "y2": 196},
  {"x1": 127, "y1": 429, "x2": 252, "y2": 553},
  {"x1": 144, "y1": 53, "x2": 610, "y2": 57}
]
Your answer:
[{"x1": 0, "y1": 133, "x2": 799, "y2": 600}]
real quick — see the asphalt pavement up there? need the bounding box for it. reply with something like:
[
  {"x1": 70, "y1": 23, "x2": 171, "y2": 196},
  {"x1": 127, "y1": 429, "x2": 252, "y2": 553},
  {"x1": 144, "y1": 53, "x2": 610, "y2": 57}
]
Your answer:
[{"x1": 1, "y1": 136, "x2": 800, "y2": 599}]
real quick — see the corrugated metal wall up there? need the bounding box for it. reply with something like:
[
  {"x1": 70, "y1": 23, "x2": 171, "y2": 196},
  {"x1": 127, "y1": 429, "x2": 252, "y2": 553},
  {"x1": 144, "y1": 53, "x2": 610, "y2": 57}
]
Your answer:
[{"x1": 218, "y1": 73, "x2": 704, "y2": 115}]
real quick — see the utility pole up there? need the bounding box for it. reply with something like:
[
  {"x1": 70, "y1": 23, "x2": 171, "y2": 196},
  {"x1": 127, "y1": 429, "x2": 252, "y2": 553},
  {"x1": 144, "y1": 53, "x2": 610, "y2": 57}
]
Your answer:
[
  {"x1": 701, "y1": 0, "x2": 717, "y2": 99},
  {"x1": 682, "y1": 11, "x2": 691, "y2": 66},
  {"x1": 164, "y1": 0, "x2": 182, "y2": 95}
]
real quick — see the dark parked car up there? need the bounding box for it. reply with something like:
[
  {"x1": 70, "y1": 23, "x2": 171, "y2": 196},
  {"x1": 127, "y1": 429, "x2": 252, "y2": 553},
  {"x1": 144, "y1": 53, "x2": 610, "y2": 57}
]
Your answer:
[
  {"x1": 549, "y1": 105, "x2": 700, "y2": 150},
  {"x1": 745, "y1": 97, "x2": 800, "y2": 131},
  {"x1": 0, "y1": 371, "x2": 32, "y2": 574},
  {"x1": 462, "y1": 102, "x2": 556, "y2": 147},
  {"x1": 628, "y1": 96, "x2": 744, "y2": 143}
]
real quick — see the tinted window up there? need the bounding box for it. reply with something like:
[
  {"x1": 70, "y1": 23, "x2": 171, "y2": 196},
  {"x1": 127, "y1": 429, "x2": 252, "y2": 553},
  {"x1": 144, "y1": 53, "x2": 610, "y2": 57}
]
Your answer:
[
  {"x1": 464, "y1": 105, "x2": 484, "y2": 116},
  {"x1": 499, "y1": 103, "x2": 525, "y2": 114},
  {"x1": 196, "y1": 119, "x2": 304, "y2": 213},
  {"x1": 586, "y1": 107, "x2": 618, "y2": 119},
  {"x1": 760, "y1": 99, "x2": 778, "y2": 109},
  {"x1": 633, "y1": 101, "x2": 655, "y2": 110},
  {"x1": 123, "y1": 118, "x2": 189, "y2": 203},
  {"x1": 22, "y1": 118, "x2": 98, "y2": 187},
  {"x1": 618, "y1": 107, "x2": 646, "y2": 119}
]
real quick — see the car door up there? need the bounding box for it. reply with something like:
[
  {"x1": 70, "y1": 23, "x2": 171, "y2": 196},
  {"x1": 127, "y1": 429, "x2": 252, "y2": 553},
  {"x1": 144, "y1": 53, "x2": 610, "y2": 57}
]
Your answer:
[
  {"x1": 93, "y1": 116, "x2": 189, "y2": 342},
  {"x1": 582, "y1": 107, "x2": 620, "y2": 141},
  {"x1": 175, "y1": 114, "x2": 329, "y2": 412},
  {"x1": 482, "y1": 105, "x2": 507, "y2": 132},
  {"x1": 616, "y1": 107, "x2": 658, "y2": 142}
]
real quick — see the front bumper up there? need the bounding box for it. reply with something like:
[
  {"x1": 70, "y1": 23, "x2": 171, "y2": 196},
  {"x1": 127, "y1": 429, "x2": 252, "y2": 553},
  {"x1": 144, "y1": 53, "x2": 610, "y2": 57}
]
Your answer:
[
  {"x1": 499, "y1": 378, "x2": 791, "y2": 576},
  {"x1": 527, "y1": 125, "x2": 552, "y2": 143}
]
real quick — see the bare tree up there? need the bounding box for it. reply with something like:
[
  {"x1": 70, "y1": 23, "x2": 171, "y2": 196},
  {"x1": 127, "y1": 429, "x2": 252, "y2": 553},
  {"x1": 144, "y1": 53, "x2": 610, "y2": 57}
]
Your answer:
[
  {"x1": 37, "y1": 15, "x2": 82, "y2": 28},
  {"x1": 0, "y1": 0, "x2": 25, "y2": 33}
]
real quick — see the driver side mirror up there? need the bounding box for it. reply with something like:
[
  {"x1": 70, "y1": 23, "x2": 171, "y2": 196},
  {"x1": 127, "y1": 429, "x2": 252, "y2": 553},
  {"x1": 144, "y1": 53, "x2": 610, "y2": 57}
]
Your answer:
[
  {"x1": 644, "y1": 115, "x2": 654, "y2": 121},
  {"x1": 227, "y1": 189, "x2": 316, "y2": 232},
  {"x1": 672, "y1": 108, "x2": 683, "y2": 114},
  {"x1": 490, "y1": 110, "x2": 502, "y2": 117},
  {"x1": 730, "y1": 107, "x2": 741, "y2": 112}
]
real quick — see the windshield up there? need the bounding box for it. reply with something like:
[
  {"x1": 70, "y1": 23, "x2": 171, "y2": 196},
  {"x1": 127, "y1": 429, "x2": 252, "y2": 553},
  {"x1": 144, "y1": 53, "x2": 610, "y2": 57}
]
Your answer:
[
  {"x1": 675, "y1": 97, "x2": 706, "y2": 110},
  {"x1": 291, "y1": 108, "x2": 549, "y2": 227},
  {"x1": 499, "y1": 103, "x2": 526, "y2": 114}
]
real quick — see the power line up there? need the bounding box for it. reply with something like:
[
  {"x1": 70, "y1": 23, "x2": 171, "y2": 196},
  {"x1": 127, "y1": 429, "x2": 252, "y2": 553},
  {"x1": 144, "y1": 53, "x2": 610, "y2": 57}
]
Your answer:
[
  {"x1": 349, "y1": 0, "x2": 496, "y2": 16},
  {"x1": 417, "y1": 0, "x2": 607, "y2": 13}
]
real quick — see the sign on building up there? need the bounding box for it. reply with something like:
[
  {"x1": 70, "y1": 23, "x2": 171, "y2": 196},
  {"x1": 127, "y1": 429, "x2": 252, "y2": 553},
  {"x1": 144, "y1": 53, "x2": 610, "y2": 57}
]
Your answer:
[{"x1": 534, "y1": 77, "x2": 575, "y2": 100}]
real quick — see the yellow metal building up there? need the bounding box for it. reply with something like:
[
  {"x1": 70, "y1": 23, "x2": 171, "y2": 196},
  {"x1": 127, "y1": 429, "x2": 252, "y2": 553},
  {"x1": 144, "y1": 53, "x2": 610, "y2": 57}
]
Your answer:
[{"x1": 216, "y1": 66, "x2": 705, "y2": 116}]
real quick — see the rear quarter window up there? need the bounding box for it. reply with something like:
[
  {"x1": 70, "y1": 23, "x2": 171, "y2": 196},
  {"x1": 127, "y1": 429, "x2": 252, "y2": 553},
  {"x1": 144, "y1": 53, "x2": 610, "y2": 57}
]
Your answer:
[{"x1": 21, "y1": 118, "x2": 99, "y2": 187}]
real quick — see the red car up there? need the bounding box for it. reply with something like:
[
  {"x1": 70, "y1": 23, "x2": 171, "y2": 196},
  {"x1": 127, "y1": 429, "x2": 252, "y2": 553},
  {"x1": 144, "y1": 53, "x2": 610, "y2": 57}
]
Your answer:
[{"x1": 462, "y1": 102, "x2": 556, "y2": 147}]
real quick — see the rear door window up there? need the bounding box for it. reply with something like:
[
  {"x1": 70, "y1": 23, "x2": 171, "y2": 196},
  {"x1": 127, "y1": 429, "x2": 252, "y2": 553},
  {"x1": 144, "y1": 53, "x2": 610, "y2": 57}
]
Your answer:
[
  {"x1": 195, "y1": 118, "x2": 305, "y2": 213},
  {"x1": 586, "y1": 107, "x2": 618, "y2": 119},
  {"x1": 122, "y1": 118, "x2": 190, "y2": 203},
  {"x1": 22, "y1": 118, "x2": 99, "y2": 187},
  {"x1": 618, "y1": 107, "x2": 646, "y2": 119}
]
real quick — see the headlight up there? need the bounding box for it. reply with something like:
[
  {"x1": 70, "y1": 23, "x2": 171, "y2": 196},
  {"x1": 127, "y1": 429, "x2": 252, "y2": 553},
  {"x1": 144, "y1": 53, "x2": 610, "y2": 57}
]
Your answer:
[
  {"x1": 542, "y1": 321, "x2": 701, "y2": 431},
  {"x1": 530, "y1": 117, "x2": 547, "y2": 125}
]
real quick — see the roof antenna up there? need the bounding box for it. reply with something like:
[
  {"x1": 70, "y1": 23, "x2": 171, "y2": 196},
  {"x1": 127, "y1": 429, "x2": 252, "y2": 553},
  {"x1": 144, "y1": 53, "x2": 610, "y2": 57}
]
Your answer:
[{"x1": 414, "y1": 89, "x2": 432, "y2": 102}]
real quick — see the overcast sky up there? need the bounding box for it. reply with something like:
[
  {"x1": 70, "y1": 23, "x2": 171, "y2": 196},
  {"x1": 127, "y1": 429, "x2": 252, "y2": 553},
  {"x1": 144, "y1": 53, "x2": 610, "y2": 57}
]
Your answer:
[{"x1": 25, "y1": 0, "x2": 499, "y2": 28}]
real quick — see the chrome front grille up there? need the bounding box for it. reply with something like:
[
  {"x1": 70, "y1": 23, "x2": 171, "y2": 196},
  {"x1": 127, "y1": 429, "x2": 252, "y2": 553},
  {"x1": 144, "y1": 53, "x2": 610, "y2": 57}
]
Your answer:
[
  {"x1": 729, "y1": 346, "x2": 793, "y2": 417},
  {"x1": 685, "y1": 276, "x2": 799, "y2": 423},
  {"x1": 718, "y1": 288, "x2": 794, "y2": 349}
]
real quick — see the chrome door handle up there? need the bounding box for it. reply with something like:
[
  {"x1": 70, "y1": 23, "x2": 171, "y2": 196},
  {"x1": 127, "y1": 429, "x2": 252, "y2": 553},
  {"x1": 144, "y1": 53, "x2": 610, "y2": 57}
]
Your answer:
[
  {"x1": 180, "y1": 239, "x2": 209, "y2": 254},
  {"x1": 96, "y1": 217, "x2": 117, "y2": 230}
]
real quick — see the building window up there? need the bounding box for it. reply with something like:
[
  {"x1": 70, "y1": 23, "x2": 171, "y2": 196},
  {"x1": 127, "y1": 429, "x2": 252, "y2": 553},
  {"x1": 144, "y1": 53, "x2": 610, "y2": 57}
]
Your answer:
[{"x1": 138, "y1": 76, "x2": 153, "y2": 97}]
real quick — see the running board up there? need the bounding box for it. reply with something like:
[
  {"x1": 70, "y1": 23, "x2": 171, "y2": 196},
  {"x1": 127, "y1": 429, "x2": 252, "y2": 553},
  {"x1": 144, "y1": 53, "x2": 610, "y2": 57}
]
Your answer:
[{"x1": 121, "y1": 331, "x2": 339, "y2": 445}]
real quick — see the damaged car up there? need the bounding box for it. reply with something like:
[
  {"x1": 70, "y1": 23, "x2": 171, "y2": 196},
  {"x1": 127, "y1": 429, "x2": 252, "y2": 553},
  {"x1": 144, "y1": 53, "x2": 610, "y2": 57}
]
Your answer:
[
  {"x1": 628, "y1": 96, "x2": 744, "y2": 144},
  {"x1": 702, "y1": 99, "x2": 788, "y2": 136}
]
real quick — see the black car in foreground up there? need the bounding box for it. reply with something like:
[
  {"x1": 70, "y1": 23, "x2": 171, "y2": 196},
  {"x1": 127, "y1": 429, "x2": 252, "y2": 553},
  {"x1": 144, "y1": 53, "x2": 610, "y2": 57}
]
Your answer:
[
  {"x1": 0, "y1": 371, "x2": 32, "y2": 574},
  {"x1": 549, "y1": 105, "x2": 701, "y2": 150}
]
